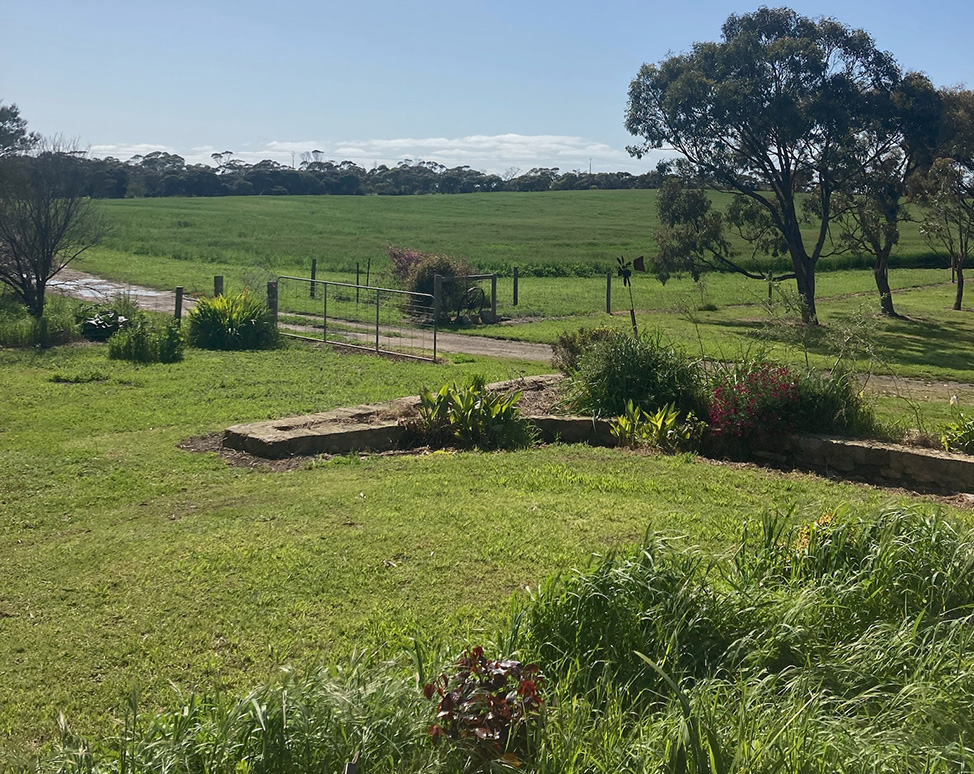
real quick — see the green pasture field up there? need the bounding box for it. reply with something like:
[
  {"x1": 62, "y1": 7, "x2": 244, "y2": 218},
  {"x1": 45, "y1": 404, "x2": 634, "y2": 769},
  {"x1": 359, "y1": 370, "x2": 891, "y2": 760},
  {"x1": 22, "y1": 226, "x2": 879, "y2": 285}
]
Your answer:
[
  {"x1": 0, "y1": 341, "x2": 963, "y2": 763},
  {"x1": 81, "y1": 191, "x2": 945, "y2": 296}
]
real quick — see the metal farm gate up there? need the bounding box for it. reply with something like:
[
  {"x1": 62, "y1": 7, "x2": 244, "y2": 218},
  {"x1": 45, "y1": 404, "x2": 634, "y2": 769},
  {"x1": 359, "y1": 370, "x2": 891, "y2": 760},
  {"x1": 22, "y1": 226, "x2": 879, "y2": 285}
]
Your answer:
[{"x1": 275, "y1": 275, "x2": 438, "y2": 361}]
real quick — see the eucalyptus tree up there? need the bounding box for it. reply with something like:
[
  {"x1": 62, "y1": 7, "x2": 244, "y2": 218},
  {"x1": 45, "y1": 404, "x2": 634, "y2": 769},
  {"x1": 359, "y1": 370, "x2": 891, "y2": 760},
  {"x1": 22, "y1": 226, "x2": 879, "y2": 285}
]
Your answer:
[
  {"x1": 831, "y1": 72, "x2": 942, "y2": 317},
  {"x1": 626, "y1": 7, "x2": 904, "y2": 322},
  {"x1": 911, "y1": 88, "x2": 974, "y2": 310}
]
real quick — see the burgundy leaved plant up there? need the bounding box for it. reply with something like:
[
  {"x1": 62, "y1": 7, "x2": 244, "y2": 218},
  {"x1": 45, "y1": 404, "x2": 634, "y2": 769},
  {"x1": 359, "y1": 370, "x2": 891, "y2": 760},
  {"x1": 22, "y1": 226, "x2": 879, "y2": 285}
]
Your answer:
[{"x1": 424, "y1": 646, "x2": 544, "y2": 766}]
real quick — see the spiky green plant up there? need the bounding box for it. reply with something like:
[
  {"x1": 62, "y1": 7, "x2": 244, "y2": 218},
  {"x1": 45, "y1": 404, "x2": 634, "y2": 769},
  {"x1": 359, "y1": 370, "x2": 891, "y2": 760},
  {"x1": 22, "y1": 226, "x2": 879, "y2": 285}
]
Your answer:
[{"x1": 187, "y1": 290, "x2": 278, "y2": 350}]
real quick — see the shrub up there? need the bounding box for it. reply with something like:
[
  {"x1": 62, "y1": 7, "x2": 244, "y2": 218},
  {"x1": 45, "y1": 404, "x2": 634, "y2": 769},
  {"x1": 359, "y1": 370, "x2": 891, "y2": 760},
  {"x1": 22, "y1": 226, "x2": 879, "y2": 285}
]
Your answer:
[
  {"x1": 709, "y1": 361, "x2": 879, "y2": 447},
  {"x1": 108, "y1": 316, "x2": 184, "y2": 363},
  {"x1": 387, "y1": 245, "x2": 427, "y2": 284},
  {"x1": 565, "y1": 330, "x2": 706, "y2": 418},
  {"x1": 405, "y1": 253, "x2": 473, "y2": 321},
  {"x1": 424, "y1": 646, "x2": 544, "y2": 766},
  {"x1": 0, "y1": 293, "x2": 81, "y2": 348},
  {"x1": 416, "y1": 376, "x2": 536, "y2": 451},
  {"x1": 188, "y1": 290, "x2": 279, "y2": 350},
  {"x1": 709, "y1": 361, "x2": 800, "y2": 441},
  {"x1": 551, "y1": 326, "x2": 618, "y2": 374},
  {"x1": 942, "y1": 412, "x2": 974, "y2": 454}
]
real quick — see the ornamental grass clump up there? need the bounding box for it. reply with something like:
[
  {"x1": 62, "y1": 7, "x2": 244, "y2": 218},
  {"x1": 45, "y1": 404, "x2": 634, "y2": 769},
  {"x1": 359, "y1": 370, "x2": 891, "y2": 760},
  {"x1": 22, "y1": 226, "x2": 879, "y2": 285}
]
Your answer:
[
  {"x1": 565, "y1": 329, "x2": 706, "y2": 419},
  {"x1": 107, "y1": 316, "x2": 184, "y2": 364},
  {"x1": 188, "y1": 290, "x2": 278, "y2": 351}
]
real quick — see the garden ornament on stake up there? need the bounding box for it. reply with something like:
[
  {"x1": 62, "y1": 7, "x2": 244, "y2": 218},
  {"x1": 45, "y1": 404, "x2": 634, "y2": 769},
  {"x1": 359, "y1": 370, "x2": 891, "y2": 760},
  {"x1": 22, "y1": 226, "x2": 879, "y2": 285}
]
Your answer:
[{"x1": 617, "y1": 255, "x2": 644, "y2": 337}]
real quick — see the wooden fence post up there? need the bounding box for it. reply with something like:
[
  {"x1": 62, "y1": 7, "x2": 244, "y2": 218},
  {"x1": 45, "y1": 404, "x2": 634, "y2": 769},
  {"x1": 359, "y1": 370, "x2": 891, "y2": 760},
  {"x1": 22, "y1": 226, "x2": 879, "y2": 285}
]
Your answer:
[
  {"x1": 491, "y1": 274, "x2": 497, "y2": 318},
  {"x1": 267, "y1": 281, "x2": 278, "y2": 325},
  {"x1": 513, "y1": 267, "x2": 519, "y2": 306},
  {"x1": 310, "y1": 258, "x2": 317, "y2": 299},
  {"x1": 174, "y1": 287, "x2": 184, "y2": 323}
]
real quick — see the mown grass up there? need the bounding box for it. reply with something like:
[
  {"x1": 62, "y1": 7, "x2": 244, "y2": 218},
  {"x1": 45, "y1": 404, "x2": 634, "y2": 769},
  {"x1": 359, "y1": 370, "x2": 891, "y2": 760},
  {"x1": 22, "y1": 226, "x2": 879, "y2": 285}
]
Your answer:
[{"x1": 0, "y1": 341, "x2": 961, "y2": 766}]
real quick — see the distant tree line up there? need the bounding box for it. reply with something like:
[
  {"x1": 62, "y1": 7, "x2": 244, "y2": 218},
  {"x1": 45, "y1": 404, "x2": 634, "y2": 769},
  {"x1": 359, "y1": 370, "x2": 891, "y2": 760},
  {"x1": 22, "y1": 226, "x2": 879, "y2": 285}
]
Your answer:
[{"x1": 58, "y1": 151, "x2": 668, "y2": 199}]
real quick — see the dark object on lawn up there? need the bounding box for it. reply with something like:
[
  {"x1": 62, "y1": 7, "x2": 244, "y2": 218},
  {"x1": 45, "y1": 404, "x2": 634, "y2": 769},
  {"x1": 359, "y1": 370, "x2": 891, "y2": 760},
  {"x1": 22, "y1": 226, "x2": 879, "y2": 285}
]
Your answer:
[
  {"x1": 81, "y1": 310, "x2": 127, "y2": 341},
  {"x1": 454, "y1": 285, "x2": 486, "y2": 323}
]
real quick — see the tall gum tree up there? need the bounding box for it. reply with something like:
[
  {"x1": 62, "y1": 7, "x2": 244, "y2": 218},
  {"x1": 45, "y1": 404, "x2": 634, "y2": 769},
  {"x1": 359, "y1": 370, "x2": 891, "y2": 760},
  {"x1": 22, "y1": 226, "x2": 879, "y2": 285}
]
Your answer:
[
  {"x1": 831, "y1": 72, "x2": 941, "y2": 317},
  {"x1": 910, "y1": 89, "x2": 974, "y2": 311},
  {"x1": 625, "y1": 7, "x2": 902, "y2": 323}
]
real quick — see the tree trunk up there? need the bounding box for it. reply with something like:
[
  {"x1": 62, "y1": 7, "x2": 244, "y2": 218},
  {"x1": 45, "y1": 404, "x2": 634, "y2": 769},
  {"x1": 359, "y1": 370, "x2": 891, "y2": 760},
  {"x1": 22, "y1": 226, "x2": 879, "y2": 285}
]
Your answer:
[
  {"x1": 794, "y1": 260, "x2": 817, "y2": 324},
  {"x1": 955, "y1": 262, "x2": 965, "y2": 311},
  {"x1": 874, "y1": 260, "x2": 897, "y2": 317},
  {"x1": 783, "y1": 212, "x2": 818, "y2": 324},
  {"x1": 24, "y1": 281, "x2": 45, "y2": 319}
]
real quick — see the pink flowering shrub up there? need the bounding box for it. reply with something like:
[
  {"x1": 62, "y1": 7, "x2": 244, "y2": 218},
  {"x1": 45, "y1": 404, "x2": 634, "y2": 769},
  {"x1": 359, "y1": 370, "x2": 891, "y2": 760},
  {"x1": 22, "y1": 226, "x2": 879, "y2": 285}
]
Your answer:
[
  {"x1": 387, "y1": 245, "x2": 427, "y2": 284},
  {"x1": 709, "y1": 362, "x2": 800, "y2": 440}
]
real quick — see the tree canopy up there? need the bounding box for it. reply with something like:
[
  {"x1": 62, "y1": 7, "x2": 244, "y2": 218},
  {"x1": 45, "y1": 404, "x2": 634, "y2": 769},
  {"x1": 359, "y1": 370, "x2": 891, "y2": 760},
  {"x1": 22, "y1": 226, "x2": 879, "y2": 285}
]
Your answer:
[
  {"x1": 0, "y1": 114, "x2": 104, "y2": 318},
  {"x1": 626, "y1": 6, "x2": 906, "y2": 321}
]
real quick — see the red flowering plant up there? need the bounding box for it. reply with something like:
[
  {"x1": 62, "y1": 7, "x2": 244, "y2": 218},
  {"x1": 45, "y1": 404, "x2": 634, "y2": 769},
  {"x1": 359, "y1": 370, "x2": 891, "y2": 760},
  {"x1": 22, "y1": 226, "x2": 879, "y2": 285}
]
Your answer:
[
  {"x1": 709, "y1": 362, "x2": 800, "y2": 445},
  {"x1": 424, "y1": 646, "x2": 545, "y2": 767}
]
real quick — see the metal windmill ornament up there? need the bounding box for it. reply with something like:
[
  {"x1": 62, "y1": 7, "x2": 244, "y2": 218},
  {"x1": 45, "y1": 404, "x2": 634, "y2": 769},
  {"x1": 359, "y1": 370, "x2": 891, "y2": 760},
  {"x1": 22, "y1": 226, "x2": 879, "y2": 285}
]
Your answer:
[{"x1": 616, "y1": 255, "x2": 643, "y2": 336}]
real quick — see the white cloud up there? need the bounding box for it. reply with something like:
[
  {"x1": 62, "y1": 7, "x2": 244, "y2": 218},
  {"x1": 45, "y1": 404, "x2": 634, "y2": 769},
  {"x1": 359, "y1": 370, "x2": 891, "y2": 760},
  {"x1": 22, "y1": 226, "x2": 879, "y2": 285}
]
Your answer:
[{"x1": 91, "y1": 134, "x2": 677, "y2": 175}]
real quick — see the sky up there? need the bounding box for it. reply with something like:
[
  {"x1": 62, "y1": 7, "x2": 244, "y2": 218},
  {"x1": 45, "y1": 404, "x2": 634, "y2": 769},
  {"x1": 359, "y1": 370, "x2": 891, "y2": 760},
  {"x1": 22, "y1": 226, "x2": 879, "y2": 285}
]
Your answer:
[{"x1": 2, "y1": 0, "x2": 972, "y2": 175}]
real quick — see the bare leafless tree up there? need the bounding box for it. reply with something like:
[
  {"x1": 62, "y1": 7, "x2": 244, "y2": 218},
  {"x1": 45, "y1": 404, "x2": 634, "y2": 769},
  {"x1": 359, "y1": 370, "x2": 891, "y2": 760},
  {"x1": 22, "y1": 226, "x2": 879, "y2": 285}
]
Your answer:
[{"x1": 0, "y1": 138, "x2": 105, "y2": 318}]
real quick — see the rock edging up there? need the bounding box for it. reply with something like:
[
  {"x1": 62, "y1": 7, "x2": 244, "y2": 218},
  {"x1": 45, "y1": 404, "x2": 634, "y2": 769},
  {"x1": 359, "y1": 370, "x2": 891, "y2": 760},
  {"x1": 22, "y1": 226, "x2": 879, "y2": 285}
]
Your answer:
[{"x1": 222, "y1": 375, "x2": 974, "y2": 494}]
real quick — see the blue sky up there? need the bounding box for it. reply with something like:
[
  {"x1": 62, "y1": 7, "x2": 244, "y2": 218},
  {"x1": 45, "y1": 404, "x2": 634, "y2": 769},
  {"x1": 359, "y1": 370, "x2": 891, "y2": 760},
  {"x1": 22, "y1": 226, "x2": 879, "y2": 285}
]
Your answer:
[{"x1": 2, "y1": 1, "x2": 972, "y2": 174}]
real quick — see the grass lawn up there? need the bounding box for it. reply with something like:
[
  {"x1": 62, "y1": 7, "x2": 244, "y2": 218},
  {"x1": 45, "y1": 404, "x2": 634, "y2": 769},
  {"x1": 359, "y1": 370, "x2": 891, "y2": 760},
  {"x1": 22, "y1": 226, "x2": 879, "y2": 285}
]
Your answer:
[{"x1": 1, "y1": 340, "x2": 964, "y2": 763}]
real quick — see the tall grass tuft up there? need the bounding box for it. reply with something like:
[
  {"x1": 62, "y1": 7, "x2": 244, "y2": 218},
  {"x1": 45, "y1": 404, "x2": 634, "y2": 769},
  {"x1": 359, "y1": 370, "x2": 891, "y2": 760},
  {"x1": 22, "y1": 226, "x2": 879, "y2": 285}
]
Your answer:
[
  {"x1": 53, "y1": 657, "x2": 434, "y2": 774},
  {"x1": 564, "y1": 329, "x2": 706, "y2": 418},
  {"x1": 107, "y1": 316, "x2": 184, "y2": 363},
  {"x1": 187, "y1": 290, "x2": 279, "y2": 351},
  {"x1": 0, "y1": 292, "x2": 81, "y2": 348},
  {"x1": 521, "y1": 507, "x2": 974, "y2": 772}
]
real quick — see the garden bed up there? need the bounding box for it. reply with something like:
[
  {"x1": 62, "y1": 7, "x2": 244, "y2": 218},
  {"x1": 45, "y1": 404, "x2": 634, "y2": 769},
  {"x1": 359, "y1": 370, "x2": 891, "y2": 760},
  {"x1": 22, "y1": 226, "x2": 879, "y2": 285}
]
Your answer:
[{"x1": 221, "y1": 374, "x2": 974, "y2": 496}]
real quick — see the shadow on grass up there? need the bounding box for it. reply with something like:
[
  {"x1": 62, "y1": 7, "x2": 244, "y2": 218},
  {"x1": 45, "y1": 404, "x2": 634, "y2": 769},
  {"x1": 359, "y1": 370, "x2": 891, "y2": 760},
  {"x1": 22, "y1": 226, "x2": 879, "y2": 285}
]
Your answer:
[{"x1": 703, "y1": 310, "x2": 974, "y2": 378}]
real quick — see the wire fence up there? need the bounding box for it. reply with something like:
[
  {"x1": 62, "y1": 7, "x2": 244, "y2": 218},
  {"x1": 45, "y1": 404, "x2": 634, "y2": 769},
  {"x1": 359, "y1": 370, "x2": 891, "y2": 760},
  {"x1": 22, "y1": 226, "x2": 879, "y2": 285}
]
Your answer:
[{"x1": 276, "y1": 275, "x2": 437, "y2": 361}]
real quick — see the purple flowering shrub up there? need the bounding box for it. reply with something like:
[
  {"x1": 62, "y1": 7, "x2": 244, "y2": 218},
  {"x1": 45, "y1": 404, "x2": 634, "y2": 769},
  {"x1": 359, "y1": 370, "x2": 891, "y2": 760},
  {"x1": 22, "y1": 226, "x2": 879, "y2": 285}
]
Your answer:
[{"x1": 387, "y1": 245, "x2": 427, "y2": 284}]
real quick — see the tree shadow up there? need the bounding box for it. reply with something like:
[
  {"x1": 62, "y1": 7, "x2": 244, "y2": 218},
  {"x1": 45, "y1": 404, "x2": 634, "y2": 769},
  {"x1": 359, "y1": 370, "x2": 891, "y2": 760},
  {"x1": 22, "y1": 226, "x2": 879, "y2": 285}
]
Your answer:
[{"x1": 704, "y1": 311, "x2": 974, "y2": 376}]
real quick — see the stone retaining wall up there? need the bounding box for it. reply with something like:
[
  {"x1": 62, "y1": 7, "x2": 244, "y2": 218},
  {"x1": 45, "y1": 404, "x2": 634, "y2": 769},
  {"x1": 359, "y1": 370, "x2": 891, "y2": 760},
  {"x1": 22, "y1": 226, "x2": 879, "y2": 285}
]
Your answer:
[
  {"x1": 222, "y1": 378, "x2": 974, "y2": 494},
  {"x1": 752, "y1": 434, "x2": 974, "y2": 494}
]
